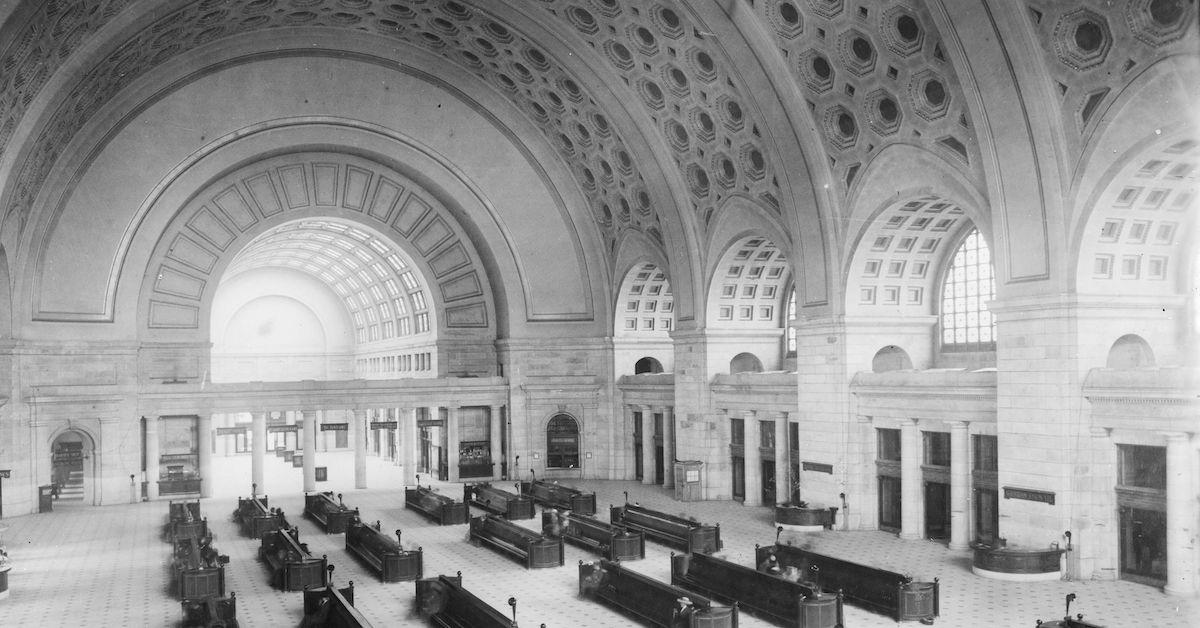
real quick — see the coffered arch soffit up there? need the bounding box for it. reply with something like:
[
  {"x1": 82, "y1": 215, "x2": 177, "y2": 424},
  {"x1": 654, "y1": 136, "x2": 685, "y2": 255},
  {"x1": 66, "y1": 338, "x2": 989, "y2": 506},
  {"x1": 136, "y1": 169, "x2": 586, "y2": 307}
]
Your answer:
[
  {"x1": 18, "y1": 55, "x2": 616, "y2": 332},
  {"x1": 137, "y1": 151, "x2": 496, "y2": 342},
  {"x1": 0, "y1": 0, "x2": 843, "y2": 318}
]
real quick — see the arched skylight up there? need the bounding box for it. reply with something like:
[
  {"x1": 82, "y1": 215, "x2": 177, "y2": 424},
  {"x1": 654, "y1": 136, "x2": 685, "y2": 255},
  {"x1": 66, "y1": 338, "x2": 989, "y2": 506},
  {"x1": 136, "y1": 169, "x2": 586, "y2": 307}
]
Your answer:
[{"x1": 224, "y1": 220, "x2": 431, "y2": 344}]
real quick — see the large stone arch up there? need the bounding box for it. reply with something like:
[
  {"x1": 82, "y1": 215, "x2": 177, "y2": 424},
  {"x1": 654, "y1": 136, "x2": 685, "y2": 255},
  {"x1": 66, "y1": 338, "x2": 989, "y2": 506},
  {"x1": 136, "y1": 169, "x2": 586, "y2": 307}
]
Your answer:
[{"x1": 136, "y1": 150, "x2": 496, "y2": 345}]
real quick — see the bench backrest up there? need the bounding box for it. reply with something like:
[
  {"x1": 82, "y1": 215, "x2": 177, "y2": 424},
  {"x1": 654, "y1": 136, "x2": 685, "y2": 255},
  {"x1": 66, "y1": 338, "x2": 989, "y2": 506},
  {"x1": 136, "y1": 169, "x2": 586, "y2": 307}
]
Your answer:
[
  {"x1": 760, "y1": 543, "x2": 905, "y2": 612},
  {"x1": 566, "y1": 513, "x2": 614, "y2": 540},
  {"x1": 264, "y1": 528, "x2": 311, "y2": 560},
  {"x1": 169, "y1": 500, "x2": 201, "y2": 522},
  {"x1": 303, "y1": 584, "x2": 372, "y2": 627},
  {"x1": 418, "y1": 574, "x2": 514, "y2": 628},
  {"x1": 346, "y1": 521, "x2": 400, "y2": 555},
  {"x1": 472, "y1": 515, "x2": 540, "y2": 546},
  {"x1": 676, "y1": 552, "x2": 820, "y2": 614},
  {"x1": 581, "y1": 559, "x2": 729, "y2": 625}
]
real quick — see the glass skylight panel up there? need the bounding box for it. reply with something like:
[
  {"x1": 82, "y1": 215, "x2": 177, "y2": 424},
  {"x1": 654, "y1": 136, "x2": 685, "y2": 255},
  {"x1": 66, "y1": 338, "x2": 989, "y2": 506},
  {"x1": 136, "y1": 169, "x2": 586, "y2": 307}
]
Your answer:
[
  {"x1": 369, "y1": 285, "x2": 385, "y2": 301},
  {"x1": 401, "y1": 272, "x2": 418, "y2": 290},
  {"x1": 371, "y1": 263, "x2": 387, "y2": 278},
  {"x1": 411, "y1": 291, "x2": 427, "y2": 310},
  {"x1": 369, "y1": 239, "x2": 388, "y2": 254},
  {"x1": 387, "y1": 254, "x2": 406, "y2": 271}
]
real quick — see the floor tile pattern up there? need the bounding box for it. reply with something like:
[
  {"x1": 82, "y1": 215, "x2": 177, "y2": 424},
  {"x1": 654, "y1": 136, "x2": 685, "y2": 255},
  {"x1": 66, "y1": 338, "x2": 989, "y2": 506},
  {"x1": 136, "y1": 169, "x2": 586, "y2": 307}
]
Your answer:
[{"x1": 0, "y1": 479, "x2": 1195, "y2": 627}]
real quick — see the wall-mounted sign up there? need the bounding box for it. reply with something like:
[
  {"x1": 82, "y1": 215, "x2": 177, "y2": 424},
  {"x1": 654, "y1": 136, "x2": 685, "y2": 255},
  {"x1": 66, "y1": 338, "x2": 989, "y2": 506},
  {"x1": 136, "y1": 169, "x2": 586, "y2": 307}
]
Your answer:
[
  {"x1": 802, "y1": 461, "x2": 834, "y2": 475},
  {"x1": 1003, "y1": 486, "x2": 1055, "y2": 505},
  {"x1": 417, "y1": 419, "x2": 445, "y2": 428},
  {"x1": 370, "y1": 421, "x2": 398, "y2": 430},
  {"x1": 0, "y1": 469, "x2": 10, "y2": 479},
  {"x1": 292, "y1": 455, "x2": 304, "y2": 468},
  {"x1": 215, "y1": 427, "x2": 246, "y2": 435},
  {"x1": 320, "y1": 423, "x2": 348, "y2": 432},
  {"x1": 267, "y1": 425, "x2": 298, "y2": 433}
]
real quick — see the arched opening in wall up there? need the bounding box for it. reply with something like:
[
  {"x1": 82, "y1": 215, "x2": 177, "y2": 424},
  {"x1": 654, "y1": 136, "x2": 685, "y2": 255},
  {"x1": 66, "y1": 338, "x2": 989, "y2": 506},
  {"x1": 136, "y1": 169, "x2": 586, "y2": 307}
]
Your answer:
[
  {"x1": 872, "y1": 345, "x2": 913, "y2": 372},
  {"x1": 782, "y1": 287, "x2": 797, "y2": 370},
  {"x1": 730, "y1": 352, "x2": 763, "y2": 373},
  {"x1": 50, "y1": 430, "x2": 96, "y2": 505},
  {"x1": 210, "y1": 218, "x2": 436, "y2": 383},
  {"x1": 545, "y1": 414, "x2": 580, "y2": 470},
  {"x1": 1106, "y1": 334, "x2": 1156, "y2": 368},
  {"x1": 615, "y1": 262, "x2": 674, "y2": 374},
  {"x1": 937, "y1": 226, "x2": 997, "y2": 368},
  {"x1": 709, "y1": 237, "x2": 793, "y2": 372},
  {"x1": 845, "y1": 195, "x2": 980, "y2": 370},
  {"x1": 1075, "y1": 135, "x2": 1197, "y2": 367},
  {"x1": 634, "y1": 357, "x2": 664, "y2": 374}
]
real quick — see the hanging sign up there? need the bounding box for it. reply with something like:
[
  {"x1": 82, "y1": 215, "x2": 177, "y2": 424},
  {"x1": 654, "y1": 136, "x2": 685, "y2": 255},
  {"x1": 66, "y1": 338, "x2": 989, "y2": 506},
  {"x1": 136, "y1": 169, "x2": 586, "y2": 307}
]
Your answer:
[
  {"x1": 216, "y1": 427, "x2": 246, "y2": 435},
  {"x1": 370, "y1": 421, "x2": 398, "y2": 430},
  {"x1": 320, "y1": 423, "x2": 348, "y2": 432},
  {"x1": 1003, "y1": 486, "x2": 1055, "y2": 505},
  {"x1": 417, "y1": 419, "x2": 445, "y2": 428},
  {"x1": 267, "y1": 425, "x2": 298, "y2": 433}
]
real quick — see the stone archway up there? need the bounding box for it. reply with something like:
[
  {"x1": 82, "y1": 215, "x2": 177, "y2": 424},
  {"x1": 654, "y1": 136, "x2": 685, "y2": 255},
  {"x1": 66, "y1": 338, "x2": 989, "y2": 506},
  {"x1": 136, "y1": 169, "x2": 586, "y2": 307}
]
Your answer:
[{"x1": 49, "y1": 429, "x2": 96, "y2": 505}]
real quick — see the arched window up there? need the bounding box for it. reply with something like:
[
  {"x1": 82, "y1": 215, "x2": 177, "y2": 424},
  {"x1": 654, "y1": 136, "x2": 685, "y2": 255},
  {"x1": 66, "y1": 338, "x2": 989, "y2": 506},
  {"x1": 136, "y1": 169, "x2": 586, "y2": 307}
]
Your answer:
[
  {"x1": 634, "y1": 357, "x2": 664, "y2": 374},
  {"x1": 730, "y1": 352, "x2": 763, "y2": 373},
  {"x1": 546, "y1": 414, "x2": 580, "y2": 469},
  {"x1": 941, "y1": 229, "x2": 996, "y2": 350},
  {"x1": 872, "y1": 345, "x2": 913, "y2": 372},
  {"x1": 1106, "y1": 334, "x2": 1155, "y2": 368}
]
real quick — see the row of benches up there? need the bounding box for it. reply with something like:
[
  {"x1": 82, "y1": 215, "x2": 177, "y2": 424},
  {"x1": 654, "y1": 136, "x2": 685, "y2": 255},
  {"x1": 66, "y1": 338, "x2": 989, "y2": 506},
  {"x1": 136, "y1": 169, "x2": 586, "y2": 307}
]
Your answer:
[{"x1": 166, "y1": 500, "x2": 239, "y2": 628}]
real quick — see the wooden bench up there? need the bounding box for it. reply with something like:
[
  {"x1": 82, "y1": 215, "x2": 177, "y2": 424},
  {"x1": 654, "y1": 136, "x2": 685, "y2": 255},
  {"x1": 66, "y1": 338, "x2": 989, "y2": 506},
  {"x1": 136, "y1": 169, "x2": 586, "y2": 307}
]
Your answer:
[
  {"x1": 415, "y1": 572, "x2": 520, "y2": 628},
  {"x1": 171, "y1": 535, "x2": 228, "y2": 600},
  {"x1": 345, "y1": 519, "x2": 423, "y2": 582},
  {"x1": 578, "y1": 558, "x2": 738, "y2": 628},
  {"x1": 300, "y1": 579, "x2": 372, "y2": 628},
  {"x1": 405, "y1": 485, "x2": 468, "y2": 525},
  {"x1": 542, "y1": 510, "x2": 645, "y2": 561},
  {"x1": 519, "y1": 479, "x2": 597, "y2": 515},
  {"x1": 180, "y1": 592, "x2": 237, "y2": 627},
  {"x1": 757, "y1": 542, "x2": 939, "y2": 623},
  {"x1": 609, "y1": 501, "x2": 722, "y2": 554},
  {"x1": 259, "y1": 527, "x2": 329, "y2": 591},
  {"x1": 464, "y1": 482, "x2": 535, "y2": 520},
  {"x1": 468, "y1": 514, "x2": 564, "y2": 569},
  {"x1": 166, "y1": 500, "x2": 209, "y2": 543},
  {"x1": 672, "y1": 551, "x2": 844, "y2": 627},
  {"x1": 233, "y1": 494, "x2": 286, "y2": 539},
  {"x1": 304, "y1": 491, "x2": 360, "y2": 534}
]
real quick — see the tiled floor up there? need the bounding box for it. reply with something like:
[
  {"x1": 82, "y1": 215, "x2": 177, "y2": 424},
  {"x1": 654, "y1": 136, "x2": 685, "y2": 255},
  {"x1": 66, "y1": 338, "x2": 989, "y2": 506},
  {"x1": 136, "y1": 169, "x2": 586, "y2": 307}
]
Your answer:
[{"x1": 0, "y1": 479, "x2": 1196, "y2": 627}]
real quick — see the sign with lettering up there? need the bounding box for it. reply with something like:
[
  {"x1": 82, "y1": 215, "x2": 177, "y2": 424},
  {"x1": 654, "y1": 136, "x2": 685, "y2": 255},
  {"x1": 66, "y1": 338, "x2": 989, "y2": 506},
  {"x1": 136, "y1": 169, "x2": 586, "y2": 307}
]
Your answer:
[
  {"x1": 1003, "y1": 486, "x2": 1055, "y2": 505},
  {"x1": 417, "y1": 419, "x2": 445, "y2": 428},
  {"x1": 370, "y1": 421, "x2": 398, "y2": 430},
  {"x1": 0, "y1": 469, "x2": 10, "y2": 479},
  {"x1": 802, "y1": 461, "x2": 834, "y2": 475},
  {"x1": 267, "y1": 425, "x2": 298, "y2": 433},
  {"x1": 216, "y1": 427, "x2": 246, "y2": 435},
  {"x1": 320, "y1": 423, "x2": 348, "y2": 432}
]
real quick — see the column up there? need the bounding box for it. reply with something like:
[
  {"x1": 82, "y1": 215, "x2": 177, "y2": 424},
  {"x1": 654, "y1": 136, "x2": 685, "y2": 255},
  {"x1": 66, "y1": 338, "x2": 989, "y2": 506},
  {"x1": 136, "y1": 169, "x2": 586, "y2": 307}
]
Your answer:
[
  {"x1": 353, "y1": 409, "x2": 368, "y2": 489},
  {"x1": 490, "y1": 405, "x2": 505, "y2": 480},
  {"x1": 900, "y1": 419, "x2": 922, "y2": 540},
  {"x1": 662, "y1": 406, "x2": 675, "y2": 488},
  {"x1": 744, "y1": 411, "x2": 762, "y2": 506},
  {"x1": 401, "y1": 408, "x2": 418, "y2": 483},
  {"x1": 301, "y1": 410, "x2": 316, "y2": 492},
  {"x1": 391, "y1": 409, "x2": 401, "y2": 465},
  {"x1": 446, "y1": 406, "x2": 460, "y2": 483},
  {"x1": 1163, "y1": 432, "x2": 1196, "y2": 596},
  {"x1": 948, "y1": 421, "x2": 970, "y2": 550},
  {"x1": 198, "y1": 414, "x2": 213, "y2": 498},
  {"x1": 640, "y1": 406, "x2": 655, "y2": 485},
  {"x1": 145, "y1": 416, "x2": 160, "y2": 500},
  {"x1": 428, "y1": 405, "x2": 442, "y2": 481},
  {"x1": 251, "y1": 412, "x2": 266, "y2": 492},
  {"x1": 774, "y1": 412, "x2": 788, "y2": 507}
]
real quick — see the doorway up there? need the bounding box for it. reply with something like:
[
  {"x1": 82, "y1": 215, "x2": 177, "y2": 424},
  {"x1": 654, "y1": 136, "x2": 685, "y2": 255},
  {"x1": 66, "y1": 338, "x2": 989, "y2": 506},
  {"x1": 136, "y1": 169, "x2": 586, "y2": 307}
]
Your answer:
[
  {"x1": 878, "y1": 475, "x2": 901, "y2": 531},
  {"x1": 633, "y1": 411, "x2": 643, "y2": 481},
  {"x1": 924, "y1": 481, "x2": 950, "y2": 540},
  {"x1": 1119, "y1": 506, "x2": 1167, "y2": 585},
  {"x1": 51, "y1": 430, "x2": 94, "y2": 504},
  {"x1": 653, "y1": 412, "x2": 664, "y2": 485},
  {"x1": 761, "y1": 460, "x2": 776, "y2": 504},
  {"x1": 731, "y1": 456, "x2": 745, "y2": 502}
]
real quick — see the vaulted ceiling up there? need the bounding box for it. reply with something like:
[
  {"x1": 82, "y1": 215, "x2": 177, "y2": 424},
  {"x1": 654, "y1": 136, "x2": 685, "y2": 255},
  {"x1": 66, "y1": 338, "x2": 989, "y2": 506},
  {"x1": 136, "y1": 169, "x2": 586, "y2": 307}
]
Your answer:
[{"x1": 0, "y1": 0, "x2": 1195, "y2": 324}]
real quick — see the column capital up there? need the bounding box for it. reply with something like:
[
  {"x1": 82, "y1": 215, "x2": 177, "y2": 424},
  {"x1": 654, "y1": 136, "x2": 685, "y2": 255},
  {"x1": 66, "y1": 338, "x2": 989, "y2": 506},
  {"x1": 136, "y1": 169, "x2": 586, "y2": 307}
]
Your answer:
[
  {"x1": 946, "y1": 420, "x2": 969, "y2": 430},
  {"x1": 1089, "y1": 426, "x2": 1112, "y2": 438},
  {"x1": 1159, "y1": 431, "x2": 1190, "y2": 443}
]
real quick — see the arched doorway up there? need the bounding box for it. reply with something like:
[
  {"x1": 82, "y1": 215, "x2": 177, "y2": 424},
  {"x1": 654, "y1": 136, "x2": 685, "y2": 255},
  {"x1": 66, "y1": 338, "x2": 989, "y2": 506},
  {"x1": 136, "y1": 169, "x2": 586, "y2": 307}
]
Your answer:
[{"x1": 50, "y1": 430, "x2": 96, "y2": 505}]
